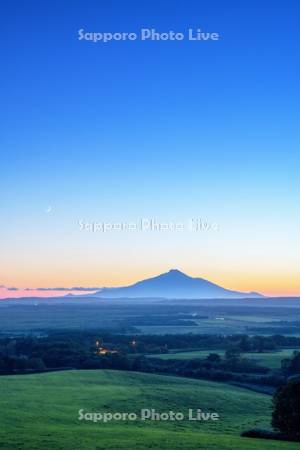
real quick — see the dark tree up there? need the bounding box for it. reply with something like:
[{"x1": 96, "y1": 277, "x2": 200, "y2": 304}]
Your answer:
[
  {"x1": 272, "y1": 378, "x2": 300, "y2": 440},
  {"x1": 206, "y1": 353, "x2": 221, "y2": 363},
  {"x1": 239, "y1": 335, "x2": 251, "y2": 352},
  {"x1": 281, "y1": 351, "x2": 300, "y2": 375},
  {"x1": 225, "y1": 347, "x2": 240, "y2": 360}
]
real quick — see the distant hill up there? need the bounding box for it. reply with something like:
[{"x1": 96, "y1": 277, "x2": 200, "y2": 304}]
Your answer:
[{"x1": 93, "y1": 269, "x2": 263, "y2": 299}]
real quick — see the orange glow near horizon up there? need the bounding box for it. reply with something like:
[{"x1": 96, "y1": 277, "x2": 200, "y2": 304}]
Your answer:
[{"x1": 1, "y1": 267, "x2": 300, "y2": 298}]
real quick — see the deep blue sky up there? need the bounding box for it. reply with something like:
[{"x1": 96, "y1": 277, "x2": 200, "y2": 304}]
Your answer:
[{"x1": 1, "y1": 0, "x2": 300, "y2": 295}]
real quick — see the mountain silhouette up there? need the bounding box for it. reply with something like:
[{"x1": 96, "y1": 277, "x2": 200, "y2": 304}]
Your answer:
[{"x1": 93, "y1": 269, "x2": 263, "y2": 299}]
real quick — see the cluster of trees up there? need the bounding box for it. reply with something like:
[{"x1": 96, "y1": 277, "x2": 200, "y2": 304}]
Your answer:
[
  {"x1": 281, "y1": 351, "x2": 300, "y2": 375},
  {"x1": 139, "y1": 350, "x2": 286, "y2": 388},
  {"x1": 272, "y1": 378, "x2": 300, "y2": 440},
  {"x1": 4, "y1": 330, "x2": 290, "y2": 363},
  {"x1": 87, "y1": 332, "x2": 300, "y2": 354},
  {"x1": 0, "y1": 332, "x2": 300, "y2": 387},
  {"x1": 243, "y1": 377, "x2": 300, "y2": 442},
  {"x1": 0, "y1": 334, "x2": 132, "y2": 374},
  {"x1": 249, "y1": 321, "x2": 300, "y2": 336},
  {"x1": 0, "y1": 355, "x2": 46, "y2": 372}
]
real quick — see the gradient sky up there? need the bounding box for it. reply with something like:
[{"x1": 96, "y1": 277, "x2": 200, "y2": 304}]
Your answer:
[{"x1": 1, "y1": 0, "x2": 300, "y2": 297}]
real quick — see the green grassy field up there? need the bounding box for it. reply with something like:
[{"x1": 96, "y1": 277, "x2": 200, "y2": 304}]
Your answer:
[
  {"x1": 239, "y1": 349, "x2": 299, "y2": 369},
  {"x1": 149, "y1": 348, "x2": 299, "y2": 369},
  {"x1": 0, "y1": 370, "x2": 299, "y2": 450},
  {"x1": 149, "y1": 349, "x2": 226, "y2": 360}
]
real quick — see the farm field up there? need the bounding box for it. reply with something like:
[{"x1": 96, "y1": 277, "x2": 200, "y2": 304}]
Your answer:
[
  {"x1": 1, "y1": 299, "x2": 300, "y2": 336},
  {"x1": 148, "y1": 348, "x2": 300, "y2": 369}
]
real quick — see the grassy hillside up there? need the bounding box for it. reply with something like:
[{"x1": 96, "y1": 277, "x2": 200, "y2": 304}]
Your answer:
[{"x1": 0, "y1": 370, "x2": 298, "y2": 450}]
